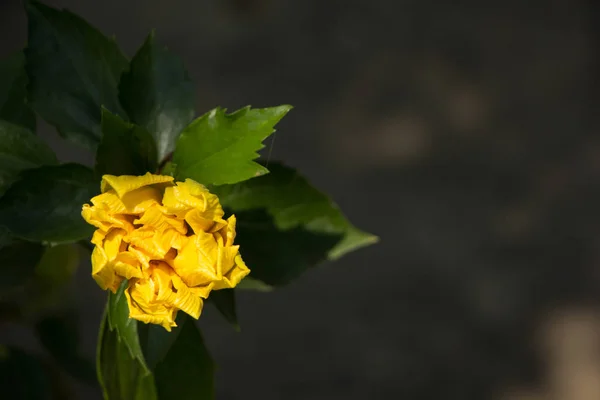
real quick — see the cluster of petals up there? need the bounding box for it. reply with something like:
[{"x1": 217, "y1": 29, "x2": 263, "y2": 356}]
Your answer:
[{"x1": 81, "y1": 173, "x2": 249, "y2": 330}]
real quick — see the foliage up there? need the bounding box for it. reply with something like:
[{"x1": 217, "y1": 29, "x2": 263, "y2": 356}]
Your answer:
[{"x1": 0, "y1": 1, "x2": 377, "y2": 398}]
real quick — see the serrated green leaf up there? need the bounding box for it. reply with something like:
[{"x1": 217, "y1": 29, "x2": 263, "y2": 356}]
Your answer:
[
  {"x1": 119, "y1": 31, "x2": 195, "y2": 162},
  {"x1": 208, "y1": 289, "x2": 239, "y2": 331},
  {"x1": 173, "y1": 105, "x2": 292, "y2": 185},
  {"x1": 154, "y1": 316, "x2": 214, "y2": 400},
  {"x1": 97, "y1": 312, "x2": 157, "y2": 400},
  {"x1": 0, "y1": 163, "x2": 96, "y2": 243},
  {"x1": 107, "y1": 281, "x2": 149, "y2": 374},
  {"x1": 35, "y1": 311, "x2": 96, "y2": 384},
  {"x1": 234, "y1": 209, "x2": 342, "y2": 285},
  {"x1": 213, "y1": 162, "x2": 378, "y2": 260},
  {"x1": 0, "y1": 120, "x2": 57, "y2": 195},
  {"x1": 96, "y1": 108, "x2": 158, "y2": 177},
  {"x1": 25, "y1": 0, "x2": 128, "y2": 149},
  {"x1": 0, "y1": 52, "x2": 36, "y2": 131}
]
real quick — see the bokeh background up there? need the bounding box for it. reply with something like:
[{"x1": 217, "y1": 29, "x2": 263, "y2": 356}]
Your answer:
[{"x1": 2, "y1": 0, "x2": 600, "y2": 399}]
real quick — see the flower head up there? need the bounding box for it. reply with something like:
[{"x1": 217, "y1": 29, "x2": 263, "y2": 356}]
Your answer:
[{"x1": 82, "y1": 173, "x2": 249, "y2": 331}]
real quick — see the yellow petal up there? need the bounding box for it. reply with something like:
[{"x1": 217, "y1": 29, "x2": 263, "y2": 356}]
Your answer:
[
  {"x1": 219, "y1": 244, "x2": 240, "y2": 276},
  {"x1": 162, "y1": 186, "x2": 190, "y2": 214},
  {"x1": 134, "y1": 205, "x2": 187, "y2": 234},
  {"x1": 127, "y1": 245, "x2": 153, "y2": 271},
  {"x1": 213, "y1": 254, "x2": 250, "y2": 290},
  {"x1": 125, "y1": 279, "x2": 177, "y2": 331},
  {"x1": 101, "y1": 173, "x2": 173, "y2": 198},
  {"x1": 225, "y1": 215, "x2": 237, "y2": 246},
  {"x1": 185, "y1": 208, "x2": 227, "y2": 234},
  {"x1": 188, "y1": 283, "x2": 214, "y2": 299},
  {"x1": 214, "y1": 215, "x2": 237, "y2": 246},
  {"x1": 91, "y1": 229, "x2": 107, "y2": 247},
  {"x1": 91, "y1": 246, "x2": 122, "y2": 292},
  {"x1": 154, "y1": 228, "x2": 186, "y2": 254},
  {"x1": 151, "y1": 263, "x2": 203, "y2": 319},
  {"x1": 169, "y1": 275, "x2": 203, "y2": 319},
  {"x1": 91, "y1": 191, "x2": 127, "y2": 213},
  {"x1": 125, "y1": 229, "x2": 165, "y2": 259},
  {"x1": 112, "y1": 252, "x2": 143, "y2": 279},
  {"x1": 91, "y1": 187, "x2": 162, "y2": 215},
  {"x1": 162, "y1": 179, "x2": 224, "y2": 215},
  {"x1": 82, "y1": 205, "x2": 134, "y2": 232},
  {"x1": 172, "y1": 230, "x2": 220, "y2": 287},
  {"x1": 169, "y1": 179, "x2": 209, "y2": 209},
  {"x1": 103, "y1": 229, "x2": 127, "y2": 260}
]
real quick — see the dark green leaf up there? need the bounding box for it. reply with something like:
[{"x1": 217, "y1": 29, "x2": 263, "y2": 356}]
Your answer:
[
  {"x1": 97, "y1": 312, "x2": 157, "y2": 400},
  {"x1": 35, "y1": 312, "x2": 96, "y2": 384},
  {"x1": 208, "y1": 289, "x2": 239, "y2": 331},
  {"x1": 0, "y1": 163, "x2": 97, "y2": 243},
  {"x1": 173, "y1": 105, "x2": 292, "y2": 185},
  {"x1": 120, "y1": 31, "x2": 195, "y2": 162},
  {"x1": 0, "y1": 52, "x2": 36, "y2": 130},
  {"x1": 213, "y1": 162, "x2": 378, "y2": 260},
  {"x1": 0, "y1": 232, "x2": 45, "y2": 291},
  {"x1": 235, "y1": 209, "x2": 341, "y2": 285},
  {"x1": 154, "y1": 316, "x2": 215, "y2": 400},
  {"x1": 138, "y1": 313, "x2": 184, "y2": 371},
  {"x1": 25, "y1": 1, "x2": 128, "y2": 149},
  {"x1": 96, "y1": 108, "x2": 158, "y2": 177},
  {"x1": 0, "y1": 346, "x2": 52, "y2": 400},
  {"x1": 0, "y1": 120, "x2": 57, "y2": 195},
  {"x1": 34, "y1": 243, "x2": 79, "y2": 286},
  {"x1": 107, "y1": 281, "x2": 149, "y2": 373}
]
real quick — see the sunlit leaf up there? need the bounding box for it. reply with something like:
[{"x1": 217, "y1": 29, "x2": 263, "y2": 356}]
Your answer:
[{"x1": 173, "y1": 106, "x2": 291, "y2": 185}]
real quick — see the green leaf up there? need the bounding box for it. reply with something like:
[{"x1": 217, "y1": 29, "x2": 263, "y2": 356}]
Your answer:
[
  {"x1": 0, "y1": 346, "x2": 52, "y2": 400},
  {"x1": 173, "y1": 105, "x2": 292, "y2": 185},
  {"x1": 236, "y1": 276, "x2": 273, "y2": 292},
  {"x1": 97, "y1": 312, "x2": 157, "y2": 400},
  {"x1": 234, "y1": 209, "x2": 342, "y2": 285},
  {"x1": 208, "y1": 289, "x2": 239, "y2": 331},
  {"x1": 213, "y1": 162, "x2": 378, "y2": 259},
  {"x1": 119, "y1": 31, "x2": 195, "y2": 162},
  {"x1": 0, "y1": 120, "x2": 57, "y2": 195},
  {"x1": 0, "y1": 231, "x2": 45, "y2": 291},
  {"x1": 35, "y1": 311, "x2": 96, "y2": 384},
  {"x1": 160, "y1": 161, "x2": 177, "y2": 177},
  {"x1": 96, "y1": 108, "x2": 158, "y2": 177},
  {"x1": 0, "y1": 163, "x2": 97, "y2": 243},
  {"x1": 154, "y1": 316, "x2": 215, "y2": 400},
  {"x1": 0, "y1": 52, "x2": 36, "y2": 131},
  {"x1": 107, "y1": 281, "x2": 149, "y2": 373},
  {"x1": 34, "y1": 243, "x2": 79, "y2": 286},
  {"x1": 25, "y1": 0, "x2": 128, "y2": 149},
  {"x1": 137, "y1": 313, "x2": 184, "y2": 371}
]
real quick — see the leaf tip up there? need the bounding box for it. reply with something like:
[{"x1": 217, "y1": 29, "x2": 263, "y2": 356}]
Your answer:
[{"x1": 254, "y1": 168, "x2": 268, "y2": 177}]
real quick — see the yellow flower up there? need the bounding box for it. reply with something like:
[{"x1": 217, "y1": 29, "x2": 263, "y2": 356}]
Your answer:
[{"x1": 82, "y1": 173, "x2": 250, "y2": 331}]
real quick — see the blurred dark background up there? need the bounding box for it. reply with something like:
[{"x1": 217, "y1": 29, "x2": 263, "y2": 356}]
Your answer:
[{"x1": 2, "y1": 0, "x2": 600, "y2": 399}]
